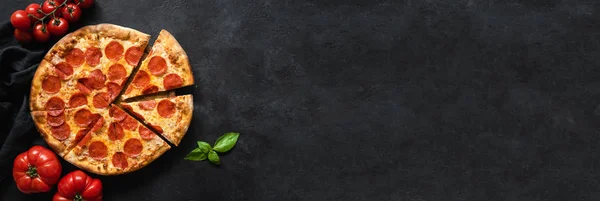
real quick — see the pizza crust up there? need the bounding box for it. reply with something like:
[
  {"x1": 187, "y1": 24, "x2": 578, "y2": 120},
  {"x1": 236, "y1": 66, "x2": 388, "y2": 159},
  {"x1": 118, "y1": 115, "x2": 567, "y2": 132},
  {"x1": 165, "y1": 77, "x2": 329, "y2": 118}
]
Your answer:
[
  {"x1": 96, "y1": 23, "x2": 151, "y2": 48},
  {"x1": 171, "y1": 95, "x2": 193, "y2": 146},
  {"x1": 156, "y1": 29, "x2": 194, "y2": 86},
  {"x1": 30, "y1": 111, "x2": 70, "y2": 157},
  {"x1": 43, "y1": 25, "x2": 98, "y2": 63},
  {"x1": 29, "y1": 59, "x2": 52, "y2": 111}
]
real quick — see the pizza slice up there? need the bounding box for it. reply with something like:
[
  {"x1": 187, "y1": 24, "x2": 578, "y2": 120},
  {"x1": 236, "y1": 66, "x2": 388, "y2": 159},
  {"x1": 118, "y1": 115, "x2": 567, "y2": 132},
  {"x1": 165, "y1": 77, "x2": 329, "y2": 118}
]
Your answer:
[
  {"x1": 119, "y1": 94, "x2": 193, "y2": 146},
  {"x1": 63, "y1": 105, "x2": 170, "y2": 175},
  {"x1": 120, "y1": 29, "x2": 194, "y2": 100},
  {"x1": 74, "y1": 24, "x2": 151, "y2": 106},
  {"x1": 30, "y1": 105, "x2": 103, "y2": 157}
]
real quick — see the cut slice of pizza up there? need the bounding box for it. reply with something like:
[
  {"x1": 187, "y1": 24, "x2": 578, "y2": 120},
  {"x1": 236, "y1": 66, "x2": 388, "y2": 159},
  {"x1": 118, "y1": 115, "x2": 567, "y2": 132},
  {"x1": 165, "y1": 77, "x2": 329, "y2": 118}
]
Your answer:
[
  {"x1": 63, "y1": 105, "x2": 170, "y2": 175},
  {"x1": 120, "y1": 29, "x2": 194, "y2": 100},
  {"x1": 30, "y1": 105, "x2": 104, "y2": 157},
  {"x1": 74, "y1": 24, "x2": 151, "y2": 106},
  {"x1": 119, "y1": 94, "x2": 193, "y2": 146}
]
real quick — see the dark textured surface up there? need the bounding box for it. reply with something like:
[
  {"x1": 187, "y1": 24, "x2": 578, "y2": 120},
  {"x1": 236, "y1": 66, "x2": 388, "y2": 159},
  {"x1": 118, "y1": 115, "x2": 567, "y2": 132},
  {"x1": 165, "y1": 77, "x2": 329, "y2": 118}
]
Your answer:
[{"x1": 1, "y1": 0, "x2": 600, "y2": 200}]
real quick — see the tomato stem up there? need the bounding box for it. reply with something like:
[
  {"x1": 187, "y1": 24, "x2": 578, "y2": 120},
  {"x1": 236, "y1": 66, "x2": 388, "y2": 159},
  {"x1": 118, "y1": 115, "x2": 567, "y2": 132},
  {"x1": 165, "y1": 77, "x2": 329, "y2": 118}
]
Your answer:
[
  {"x1": 25, "y1": 165, "x2": 39, "y2": 178},
  {"x1": 74, "y1": 194, "x2": 84, "y2": 201},
  {"x1": 35, "y1": 0, "x2": 69, "y2": 24}
]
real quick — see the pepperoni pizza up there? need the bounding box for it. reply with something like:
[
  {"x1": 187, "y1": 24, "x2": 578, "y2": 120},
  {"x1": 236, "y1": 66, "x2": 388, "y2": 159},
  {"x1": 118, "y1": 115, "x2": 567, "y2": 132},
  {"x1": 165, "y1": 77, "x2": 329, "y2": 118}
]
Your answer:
[{"x1": 29, "y1": 24, "x2": 195, "y2": 175}]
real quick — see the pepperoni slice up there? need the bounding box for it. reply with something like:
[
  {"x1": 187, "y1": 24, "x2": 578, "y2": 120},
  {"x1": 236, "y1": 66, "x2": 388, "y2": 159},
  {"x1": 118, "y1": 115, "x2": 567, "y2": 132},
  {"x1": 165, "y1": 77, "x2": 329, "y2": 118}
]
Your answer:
[
  {"x1": 45, "y1": 97, "x2": 65, "y2": 116},
  {"x1": 112, "y1": 152, "x2": 128, "y2": 169},
  {"x1": 50, "y1": 123, "x2": 70, "y2": 140},
  {"x1": 87, "y1": 69, "x2": 106, "y2": 90},
  {"x1": 138, "y1": 100, "x2": 157, "y2": 110},
  {"x1": 108, "y1": 122, "x2": 124, "y2": 141},
  {"x1": 76, "y1": 131, "x2": 92, "y2": 149},
  {"x1": 42, "y1": 75, "x2": 61, "y2": 94},
  {"x1": 124, "y1": 138, "x2": 143, "y2": 157},
  {"x1": 142, "y1": 85, "x2": 158, "y2": 95},
  {"x1": 106, "y1": 82, "x2": 121, "y2": 101},
  {"x1": 68, "y1": 93, "x2": 87, "y2": 108},
  {"x1": 89, "y1": 141, "x2": 108, "y2": 160},
  {"x1": 65, "y1": 48, "x2": 85, "y2": 67},
  {"x1": 163, "y1": 74, "x2": 184, "y2": 90},
  {"x1": 120, "y1": 116, "x2": 138, "y2": 131},
  {"x1": 121, "y1": 105, "x2": 143, "y2": 121},
  {"x1": 109, "y1": 107, "x2": 127, "y2": 122},
  {"x1": 107, "y1": 64, "x2": 126, "y2": 83},
  {"x1": 105, "y1": 41, "x2": 124, "y2": 61},
  {"x1": 75, "y1": 128, "x2": 89, "y2": 143},
  {"x1": 124, "y1": 85, "x2": 133, "y2": 94},
  {"x1": 76, "y1": 81, "x2": 91, "y2": 95},
  {"x1": 157, "y1": 100, "x2": 176, "y2": 118},
  {"x1": 93, "y1": 93, "x2": 110, "y2": 108},
  {"x1": 90, "y1": 116, "x2": 104, "y2": 133},
  {"x1": 74, "y1": 109, "x2": 93, "y2": 127},
  {"x1": 46, "y1": 112, "x2": 65, "y2": 127},
  {"x1": 138, "y1": 125, "x2": 155, "y2": 140},
  {"x1": 54, "y1": 62, "x2": 73, "y2": 80},
  {"x1": 85, "y1": 47, "x2": 102, "y2": 66},
  {"x1": 132, "y1": 70, "x2": 150, "y2": 89},
  {"x1": 125, "y1": 46, "x2": 143, "y2": 66},
  {"x1": 148, "y1": 56, "x2": 167, "y2": 75}
]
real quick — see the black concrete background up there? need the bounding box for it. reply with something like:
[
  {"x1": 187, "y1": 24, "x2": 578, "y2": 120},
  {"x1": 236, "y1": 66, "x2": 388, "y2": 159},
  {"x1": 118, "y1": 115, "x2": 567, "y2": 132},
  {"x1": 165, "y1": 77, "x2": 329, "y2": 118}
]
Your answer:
[{"x1": 1, "y1": 0, "x2": 600, "y2": 200}]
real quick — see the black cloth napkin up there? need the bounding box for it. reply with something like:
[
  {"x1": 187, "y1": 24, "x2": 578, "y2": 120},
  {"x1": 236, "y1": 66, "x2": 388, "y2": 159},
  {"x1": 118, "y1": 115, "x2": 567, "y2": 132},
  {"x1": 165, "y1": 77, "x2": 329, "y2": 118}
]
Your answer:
[{"x1": 0, "y1": 21, "x2": 48, "y2": 183}]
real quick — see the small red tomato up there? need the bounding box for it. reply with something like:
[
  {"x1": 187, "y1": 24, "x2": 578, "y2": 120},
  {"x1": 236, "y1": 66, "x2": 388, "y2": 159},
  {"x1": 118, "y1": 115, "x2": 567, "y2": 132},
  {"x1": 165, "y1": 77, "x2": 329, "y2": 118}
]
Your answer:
[
  {"x1": 47, "y1": 18, "x2": 69, "y2": 36},
  {"x1": 10, "y1": 10, "x2": 31, "y2": 30},
  {"x1": 53, "y1": 170, "x2": 103, "y2": 201},
  {"x1": 74, "y1": 0, "x2": 94, "y2": 9},
  {"x1": 12, "y1": 146, "x2": 62, "y2": 193},
  {"x1": 14, "y1": 29, "x2": 32, "y2": 43},
  {"x1": 61, "y1": 4, "x2": 81, "y2": 23},
  {"x1": 42, "y1": 0, "x2": 58, "y2": 14},
  {"x1": 33, "y1": 24, "x2": 51, "y2": 43},
  {"x1": 25, "y1": 4, "x2": 44, "y2": 21}
]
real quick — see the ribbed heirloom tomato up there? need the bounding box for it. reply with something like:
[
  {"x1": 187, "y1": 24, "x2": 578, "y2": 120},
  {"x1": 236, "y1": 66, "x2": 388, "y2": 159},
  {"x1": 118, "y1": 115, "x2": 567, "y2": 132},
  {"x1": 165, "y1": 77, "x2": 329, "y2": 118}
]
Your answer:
[
  {"x1": 53, "y1": 170, "x2": 103, "y2": 201},
  {"x1": 12, "y1": 145, "x2": 62, "y2": 193}
]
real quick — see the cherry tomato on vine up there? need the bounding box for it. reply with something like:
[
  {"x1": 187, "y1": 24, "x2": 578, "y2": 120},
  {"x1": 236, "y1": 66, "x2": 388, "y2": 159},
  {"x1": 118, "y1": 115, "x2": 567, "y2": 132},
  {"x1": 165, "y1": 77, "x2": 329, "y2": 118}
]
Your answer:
[
  {"x1": 41, "y1": 0, "x2": 58, "y2": 15},
  {"x1": 14, "y1": 29, "x2": 32, "y2": 43},
  {"x1": 33, "y1": 24, "x2": 51, "y2": 43},
  {"x1": 47, "y1": 18, "x2": 69, "y2": 36},
  {"x1": 10, "y1": 10, "x2": 31, "y2": 30},
  {"x1": 61, "y1": 4, "x2": 81, "y2": 23},
  {"x1": 25, "y1": 4, "x2": 44, "y2": 21},
  {"x1": 74, "y1": 0, "x2": 94, "y2": 9}
]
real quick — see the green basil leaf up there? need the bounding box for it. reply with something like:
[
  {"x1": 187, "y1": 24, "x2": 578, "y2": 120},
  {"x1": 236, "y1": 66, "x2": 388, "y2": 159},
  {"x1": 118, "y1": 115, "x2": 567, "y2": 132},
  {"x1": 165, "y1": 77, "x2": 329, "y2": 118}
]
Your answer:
[
  {"x1": 213, "y1": 132, "x2": 240, "y2": 153},
  {"x1": 197, "y1": 141, "x2": 212, "y2": 153},
  {"x1": 208, "y1": 150, "x2": 220, "y2": 165},
  {"x1": 184, "y1": 148, "x2": 208, "y2": 161}
]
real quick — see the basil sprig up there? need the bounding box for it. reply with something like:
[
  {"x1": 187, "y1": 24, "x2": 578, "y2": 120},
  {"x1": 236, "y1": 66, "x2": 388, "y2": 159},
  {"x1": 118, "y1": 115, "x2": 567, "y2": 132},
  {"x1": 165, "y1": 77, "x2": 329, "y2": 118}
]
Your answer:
[{"x1": 184, "y1": 132, "x2": 239, "y2": 165}]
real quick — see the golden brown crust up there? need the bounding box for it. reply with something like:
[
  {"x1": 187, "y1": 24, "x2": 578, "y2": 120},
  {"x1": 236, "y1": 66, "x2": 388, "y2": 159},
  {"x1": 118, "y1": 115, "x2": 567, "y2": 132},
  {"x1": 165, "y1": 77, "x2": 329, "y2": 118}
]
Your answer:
[
  {"x1": 127, "y1": 142, "x2": 171, "y2": 173},
  {"x1": 157, "y1": 29, "x2": 194, "y2": 86},
  {"x1": 30, "y1": 111, "x2": 70, "y2": 157},
  {"x1": 43, "y1": 25, "x2": 98, "y2": 62},
  {"x1": 29, "y1": 59, "x2": 52, "y2": 111},
  {"x1": 96, "y1": 23, "x2": 151, "y2": 46},
  {"x1": 171, "y1": 95, "x2": 193, "y2": 146}
]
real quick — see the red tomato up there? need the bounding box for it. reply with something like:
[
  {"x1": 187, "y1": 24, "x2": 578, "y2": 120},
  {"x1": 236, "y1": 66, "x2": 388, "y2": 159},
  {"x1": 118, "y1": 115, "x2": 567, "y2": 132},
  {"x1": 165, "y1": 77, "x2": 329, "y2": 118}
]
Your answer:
[
  {"x1": 61, "y1": 4, "x2": 81, "y2": 23},
  {"x1": 47, "y1": 18, "x2": 69, "y2": 36},
  {"x1": 33, "y1": 24, "x2": 51, "y2": 43},
  {"x1": 42, "y1": 0, "x2": 57, "y2": 14},
  {"x1": 12, "y1": 146, "x2": 62, "y2": 193},
  {"x1": 10, "y1": 10, "x2": 31, "y2": 30},
  {"x1": 53, "y1": 170, "x2": 103, "y2": 201},
  {"x1": 25, "y1": 4, "x2": 44, "y2": 21},
  {"x1": 14, "y1": 29, "x2": 32, "y2": 43},
  {"x1": 74, "y1": 0, "x2": 94, "y2": 9}
]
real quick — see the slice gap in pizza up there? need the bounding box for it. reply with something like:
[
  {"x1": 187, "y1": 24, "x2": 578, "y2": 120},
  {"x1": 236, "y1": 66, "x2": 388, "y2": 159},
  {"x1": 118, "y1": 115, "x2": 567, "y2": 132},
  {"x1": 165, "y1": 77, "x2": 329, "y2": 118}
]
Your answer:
[
  {"x1": 118, "y1": 94, "x2": 193, "y2": 146},
  {"x1": 120, "y1": 29, "x2": 194, "y2": 101},
  {"x1": 31, "y1": 105, "x2": 104, "y2": 157},
  {"x1": 63, "y1": 104, "x2": 171, "y2": 175}
]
